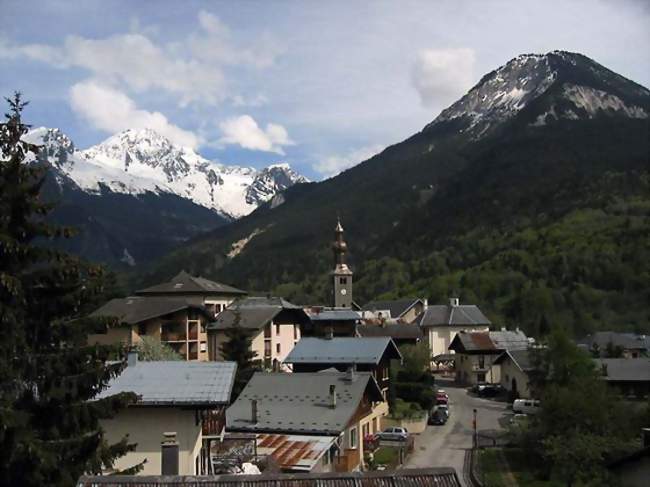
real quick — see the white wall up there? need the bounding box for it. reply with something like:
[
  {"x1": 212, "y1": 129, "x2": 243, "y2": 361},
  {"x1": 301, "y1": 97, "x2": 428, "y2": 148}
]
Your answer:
[{"x1": 100, "y1": 407, "x2": 202, "y2": 475}]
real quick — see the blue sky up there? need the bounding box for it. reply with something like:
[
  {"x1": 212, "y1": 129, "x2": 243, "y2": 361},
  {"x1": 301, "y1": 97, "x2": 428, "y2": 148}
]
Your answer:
[{"x1": 1, "y1": 0, "x2": 648, "y2": 180}]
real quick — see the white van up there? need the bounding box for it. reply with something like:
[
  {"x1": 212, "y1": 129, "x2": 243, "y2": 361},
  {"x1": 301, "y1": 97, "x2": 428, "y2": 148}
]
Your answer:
[{"x1": 513, "y1": 399, "x2": 541, "y2": 414}]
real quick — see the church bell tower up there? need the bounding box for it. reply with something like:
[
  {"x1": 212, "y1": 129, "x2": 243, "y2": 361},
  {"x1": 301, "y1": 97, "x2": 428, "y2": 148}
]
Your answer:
[{"x1": 332, "y1": 219, "x2": 353, "y2": 308}]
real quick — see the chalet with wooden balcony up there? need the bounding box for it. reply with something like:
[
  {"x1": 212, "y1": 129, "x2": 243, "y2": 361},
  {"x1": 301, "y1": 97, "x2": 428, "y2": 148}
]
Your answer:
[
  {"x1": 207, "y1": 296, "x2": 309, "y2": 370},
  {"x1": 95, "y1": 352, "x2": 236, "y2": 475},
  {"x1": 136, "y1": 270, "x2": 247, "y2": 318},
  {"x1": 88, "y1": 296, "x2": 214, "y2": 361},
  {"x1": 225, "y1": 370, "x2": 383, "y2": 473}
]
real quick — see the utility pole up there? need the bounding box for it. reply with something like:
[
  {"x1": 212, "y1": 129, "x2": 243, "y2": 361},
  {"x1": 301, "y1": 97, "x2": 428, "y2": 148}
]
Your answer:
[{"x1": 473, "y1": 408, "x2": 478, "y2": 448}]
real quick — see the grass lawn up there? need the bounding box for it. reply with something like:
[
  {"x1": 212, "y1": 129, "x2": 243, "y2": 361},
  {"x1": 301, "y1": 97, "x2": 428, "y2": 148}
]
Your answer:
[
  {"x1": 372, "y1": 447, "x2": 400, "y2": 468},
  {"x1": 478, "y1": 448, "x2": 564, "y2": 487}
]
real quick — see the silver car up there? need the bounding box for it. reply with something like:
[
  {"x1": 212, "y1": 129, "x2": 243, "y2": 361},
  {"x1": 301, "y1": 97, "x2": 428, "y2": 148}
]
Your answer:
[{"x1": 375, "y1": 426, "x2": 409, "y2": 441}]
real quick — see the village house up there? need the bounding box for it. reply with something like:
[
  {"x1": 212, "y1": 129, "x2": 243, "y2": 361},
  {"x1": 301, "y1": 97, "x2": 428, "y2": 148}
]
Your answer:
[
  {"x1": 95, "y1": 352, "x2": 236, "y2": 475},
  {"x1": 414, "y1": 298, "x2": 491, "y2": 362},
  {"x1": 283, "y1": 336, "x2": 402, "y2": 413},
  {"x1": 594, "y1": 358, "x2": 650, "y2": 398},
  {"x1": 88, "y1": 296, "x2": 214, "y2": 361},
  {"x1": 207, "y1": 296, "x2": 308, "y2": 369},
  {"x1": 78, "y1": 467, "x2": 463, "y2": 487},
  {"x1": 578, "y1": 331, "x2": 649, "y2": 358},
  {"x1": 226, "y1": 370, "x2": 384, "y2": 473},
  {"x1": 356, "y1": 322, "x2": 423, "y2": 346},
  {"x1": 361, "y1": 298, "x2": 427, "y2": 323},
  {"x1": 448, "y1": 329, "x2": 530, "y2": 385},
  {"x1": 302, "y1": 307, "x2": 362, "y2": 337},
  {"x1": 135, "y1": 270, "x2": 247, "y2": 318},
  {"x1": 493, "y1": 349, "x2": 536, "y2": 399}
]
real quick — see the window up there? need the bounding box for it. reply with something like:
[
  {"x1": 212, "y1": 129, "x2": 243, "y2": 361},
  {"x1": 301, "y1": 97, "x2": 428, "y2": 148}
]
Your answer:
[
  {"x1": 478, "y1": 355, "x2": 485, "y2": 369},
  {"x1": 276, "y1": 343, "x2": 281, "y2": 354},
  {"x1": 477, "y1": 372, "x2": 486, "y2": 383},
  {"x1": 349, "y1": 427, "x2": 357, "y2": 449},
  {"x1": 275, "y1": 323, "x2": 280, "y2": 336},
  {"x1": 339, "y1": 277, "x2": 347, "y2": 285},
  {"x1": 137, "y1": 323, "x2": 147, "y2": 336},
  {"x1": 362, "y1": 422, "x2": 369, "y2": 437},
  {"x1": 215, "y1": 304, "x2": 222, "y2": 313}
]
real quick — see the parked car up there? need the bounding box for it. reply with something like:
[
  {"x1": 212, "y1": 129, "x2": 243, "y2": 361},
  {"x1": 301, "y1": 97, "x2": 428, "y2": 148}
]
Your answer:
[
  {"x1": 513, "y1": 399, "x2": 541, "y2": 414},
  {"x1": 478, "y1": 384, "x2": 502, "y2": 397},
  {"x1": 435, "y1": 394, "x2": 448, "y2": 405},
  {"x1": 436, "y1": 389, "x2": 448, "y2": 398},
  {"x1": 436, "y1": 404, "x2": 450, "y2": 418},
  {"x1": 375, "y1": 427, "x2": 409, "y2": 441},
  {"x1": 428, "y1": 410, "x2": 448, "y2": 425}
]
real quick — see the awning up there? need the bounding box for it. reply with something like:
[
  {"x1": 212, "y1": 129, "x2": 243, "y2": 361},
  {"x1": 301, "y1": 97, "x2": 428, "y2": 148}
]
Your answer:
[{"x1": 256, "y1": 433, "x2": 337, "y2": 471}]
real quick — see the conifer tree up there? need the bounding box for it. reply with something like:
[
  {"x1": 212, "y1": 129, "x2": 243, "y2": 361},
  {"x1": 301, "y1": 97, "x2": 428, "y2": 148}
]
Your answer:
[
  {"x1": 219, "y1": 309, "x2": 259, "y2": 399},
  {"x1": 0, "y1": 93, "x2": 137, "y2": 487}
]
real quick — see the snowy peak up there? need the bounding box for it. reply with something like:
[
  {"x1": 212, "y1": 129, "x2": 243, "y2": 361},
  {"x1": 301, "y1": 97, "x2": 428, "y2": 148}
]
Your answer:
[
  {"x1": 25, "y1": 127, "x2": 307, "y2": 219},
  {"x1": 426, "y1": 51, "x2": 649, "y2": 138}
]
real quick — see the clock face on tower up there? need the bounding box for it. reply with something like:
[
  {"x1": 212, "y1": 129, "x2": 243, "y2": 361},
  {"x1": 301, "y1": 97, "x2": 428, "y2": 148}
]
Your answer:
[{"x1": 340, "y1": 288, "x2": 347, "y2": 295}]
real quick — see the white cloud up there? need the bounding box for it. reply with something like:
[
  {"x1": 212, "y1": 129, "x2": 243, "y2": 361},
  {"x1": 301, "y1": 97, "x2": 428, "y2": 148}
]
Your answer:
[
  {"x1": 411, "y1": 48, "x2": 476, "y2": 108},
  {"x1": 0, "y1": 11, "x2": 281, "y2": 107},
  {"x1": 218, "y1": 115, "x2": 294, "y2": 154},
  {"x1": 315, "y1": 144, "x2": 385, "y2": 178},
  {"x1": 69, "y1": 80, "x2": 200, "y2": 148}
]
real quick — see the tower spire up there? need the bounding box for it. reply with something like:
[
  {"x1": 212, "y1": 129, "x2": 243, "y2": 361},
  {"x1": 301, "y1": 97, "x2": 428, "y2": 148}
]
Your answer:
[{"x1": 331, "y1": 218, "x2": 352, "y2": 307}]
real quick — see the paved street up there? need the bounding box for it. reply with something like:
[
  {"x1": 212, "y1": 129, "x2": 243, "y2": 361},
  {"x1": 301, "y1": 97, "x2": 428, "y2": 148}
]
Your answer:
[{"x1": 404, "y1": 379, "x2": 509, "y2": 486}]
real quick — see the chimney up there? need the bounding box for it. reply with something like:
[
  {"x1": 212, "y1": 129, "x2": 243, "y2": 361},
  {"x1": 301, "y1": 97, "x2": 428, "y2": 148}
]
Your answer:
[
  {"x1": 161, "y1": 432, "x2": 179, "y2": 475},
  {"x1": 346, "y1": 363, "x2": 357, "y2": 382},
  {"x1": 450, "y1": 297, "x2": 459, "y2": 307},
  {"x1": 329, "y1": 385, "x2": 337, "y2": 409},
  {"x1": 251, "y1": 399, "x2": 258, "y2": 424},
  {"x1": 423, "y1": 298, "x2": 428, "y2": 310},
  {"x1": 643, "y1": 428, "x2": 650, "y2": 447},
  {"x1": 127, "y1": 348, "x2": 138, "y2": 367}
]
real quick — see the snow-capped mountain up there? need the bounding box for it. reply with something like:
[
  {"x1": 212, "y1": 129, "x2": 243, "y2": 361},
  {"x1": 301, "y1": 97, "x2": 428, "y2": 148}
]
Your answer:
[
  {"x1": 25, "y1": 127, "x2": 308, "y2": 219},
  {"x1": 426, "y1": 51, "x2": 649, "y2": 139}
]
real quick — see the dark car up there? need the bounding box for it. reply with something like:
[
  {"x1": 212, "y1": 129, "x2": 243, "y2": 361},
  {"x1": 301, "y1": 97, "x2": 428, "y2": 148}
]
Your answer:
[
  {"x1": 428, "y1": 410, "x2": 447, "y2": 425},
  {"x1": 478, "y1": 384, "x2": 502, "y2": 397}
]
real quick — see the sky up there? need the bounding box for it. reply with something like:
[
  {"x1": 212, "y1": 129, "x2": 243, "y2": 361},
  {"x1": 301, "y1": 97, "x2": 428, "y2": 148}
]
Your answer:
[{"x1": 1, "y1": 0, "x2": 648, "y2": 180}]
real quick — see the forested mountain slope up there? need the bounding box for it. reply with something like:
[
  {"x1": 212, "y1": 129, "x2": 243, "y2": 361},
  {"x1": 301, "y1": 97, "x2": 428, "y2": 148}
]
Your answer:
[{"x1": 135, "y1": 51, "x2": 650, "y2": 337}]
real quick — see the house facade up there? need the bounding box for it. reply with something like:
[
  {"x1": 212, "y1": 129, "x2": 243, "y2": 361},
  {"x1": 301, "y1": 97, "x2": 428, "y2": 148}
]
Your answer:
[
  {"x1": 88, "y1": 297, "x2": 213, "y2": 361},
  {"x1": 207, "y1": 297, "x2": 308, "y2": 370},
  {"x1": 594, "y1": 358, "x2": 650, "y2": 398},
  {"x1": 226, "y1": 371, "x2": 384, "y2": 472},
  {"x1": 493, "y1": 349, "x2": 535, "y2": 399},
  {"x1": 415, "y1": 298, "x2": 491, "y2": 360},
  {"x1": 448, "y1": 329, "x2": 530, "y2": 385},
  {"x1": 96, "y1": 354, "x2": 236, "y2": 475},
  {"x1": 361, "y1": 298, "x2": 427, "y2": 323}
]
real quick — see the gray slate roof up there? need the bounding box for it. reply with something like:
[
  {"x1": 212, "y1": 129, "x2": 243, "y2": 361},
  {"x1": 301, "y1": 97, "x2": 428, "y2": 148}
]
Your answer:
[
  {"x1": 357, "y1": 323, "x2": 423, "y2": 340},
  {"x1": 208, "y1": 296, "x2": 307, "y2": 331},
  {"x1": 78, "y1": 468, "x2": 462, "y2": 487},
  {"x1": 307, "y1": 308, "x2": 361, "y2": 321},
  {"x1": 227, "y1": 371, "x2": 383, "y2": 435},
  {"x1": 578, "y1": 332, "x2": 650, "y2": 353},
  {"x1": 96, "y1": 360, "x2": 237, "y2": 406},
  {"x1": 594, "y1": 358, "x2": 650, "y2": 382},
  {"x1": 494, "y1": 349, "x2": 535, "y2": 371},
  {"x1": 91, "y1": 296, "x2": 207, "y2": 325},
  {"x1": 137, "y1": 271, "x2": 246, "y2": 296},
  {"x1": 362, "y1": 298, "x2": 423, "y2": 318},
  {"x1": 284, "y1": 337, "x2": 402, "y2": 365},
  {"x1": 416, "y1": 304, "x2": 491, "y2": 327}
]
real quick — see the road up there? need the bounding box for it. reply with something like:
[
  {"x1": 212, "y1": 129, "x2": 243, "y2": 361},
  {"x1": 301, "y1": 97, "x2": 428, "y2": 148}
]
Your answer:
[{"x1": 404, "y1": 379, "x2": 509, "y2": 486}]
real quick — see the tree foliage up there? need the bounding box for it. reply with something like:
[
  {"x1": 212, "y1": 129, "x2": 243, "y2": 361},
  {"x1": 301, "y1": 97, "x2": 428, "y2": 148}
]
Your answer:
[
  {"x1": 219, "y1": 310, "x2": 260, "y2": 400},
  {"x1": 136, "y1": 336, "x2": 182, "y2": 361},
  {"x1": 0, "y1": 94, "x2": 137, "y2": 486}
]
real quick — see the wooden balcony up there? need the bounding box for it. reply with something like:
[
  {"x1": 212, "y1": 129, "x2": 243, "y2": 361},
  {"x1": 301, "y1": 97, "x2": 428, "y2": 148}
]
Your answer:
[
  {"x1": 201, "y1": 409, "x2": 226, "y2": 436},
  {"x1": 334, "y1": 448, "x2": 360, "y2": 472}
]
